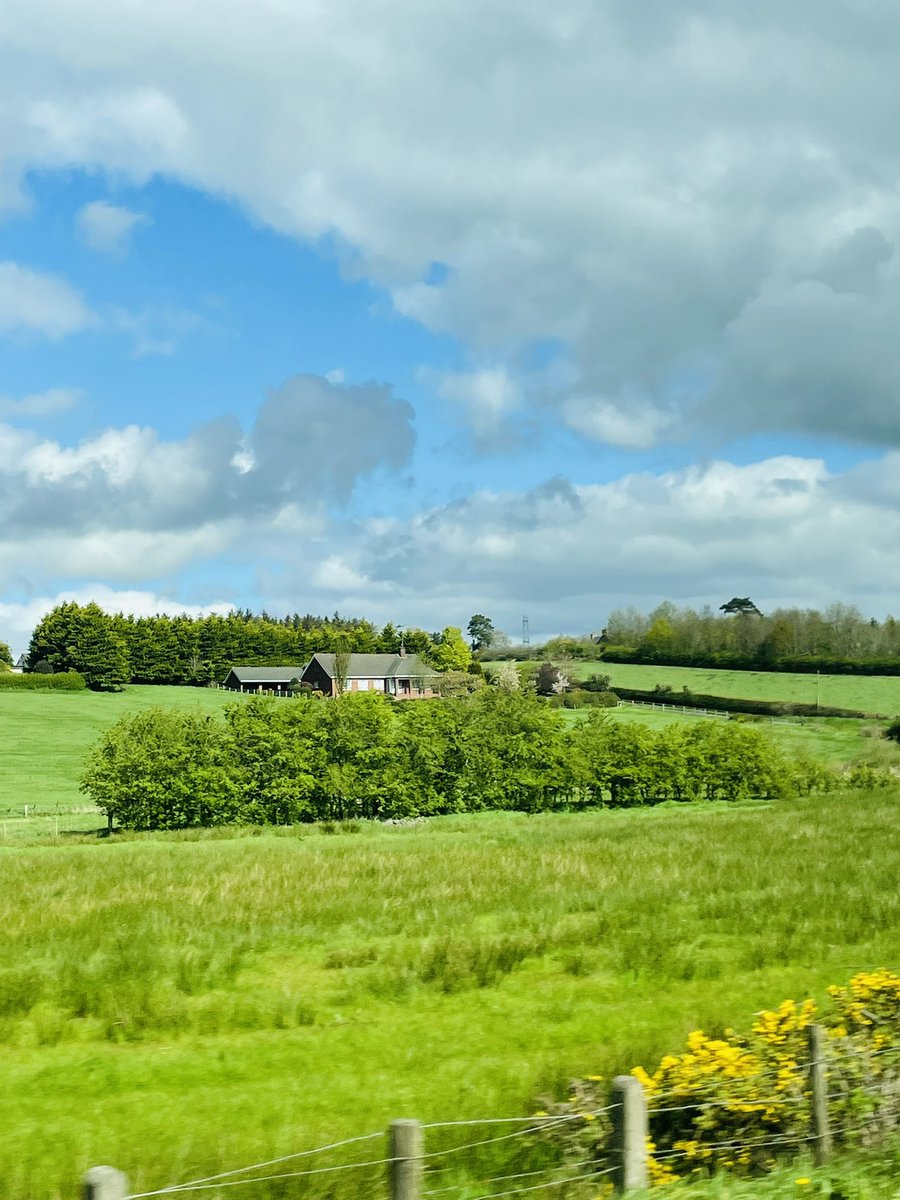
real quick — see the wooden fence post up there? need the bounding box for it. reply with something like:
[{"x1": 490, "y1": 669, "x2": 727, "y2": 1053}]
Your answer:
[
  {"x1": 610, "y1": 1075, "x2": 649, "y2": 1193},
  {"x1": 389, "y1": 1119, "x2": 423, "y2": 1200},
  {"x1": 806, "y1": 1023, "x2": 832, "y2": 1166},
  {"x1": 83, "y1": 1167, "x2": 128, "y2": 1200}
]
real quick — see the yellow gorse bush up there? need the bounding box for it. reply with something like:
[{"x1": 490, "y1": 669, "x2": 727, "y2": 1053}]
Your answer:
[{"x1": 535, "y1": 969, "x2": 899, "y2": 1186}]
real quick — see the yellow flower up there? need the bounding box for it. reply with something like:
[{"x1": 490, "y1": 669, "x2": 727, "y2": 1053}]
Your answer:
[{"x1": 795, "y1": 1177, "x2": 811, "y2": 1187}]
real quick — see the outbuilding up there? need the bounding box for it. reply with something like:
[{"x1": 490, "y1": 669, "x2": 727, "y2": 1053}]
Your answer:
[{"x1": 221, "y1": 666, "x2": 305, "y2": 694}]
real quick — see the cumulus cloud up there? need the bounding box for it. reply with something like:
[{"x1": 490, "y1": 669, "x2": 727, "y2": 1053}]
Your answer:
[
  {"x1": 76, "y1": 199, "x2": 149, "y2": 256},
  {"x1": 274, "y1": 453, "x2": 900, "y2": 635},
  {"x1": 0, "y1": 262, "x2": 94, "y2": 338},
  {"x1": 4, "y1": 2, "x2": 900, "y2": 444},
  {"x1": 0, "y1": 372, "x2": 415, "y2": 583}
]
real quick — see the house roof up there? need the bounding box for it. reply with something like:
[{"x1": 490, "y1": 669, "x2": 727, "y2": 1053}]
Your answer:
[
  {"x1": 307, "y1": 652, "x2": 433, "y2": 679},
  {"x1": 224, "y1": 666, "x2": 306, "y2": 683}
]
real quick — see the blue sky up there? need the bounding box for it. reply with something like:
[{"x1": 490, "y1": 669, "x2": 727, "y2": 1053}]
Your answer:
[{"x1": 2, "y1": 1, "x2": 900, "y2": 653}]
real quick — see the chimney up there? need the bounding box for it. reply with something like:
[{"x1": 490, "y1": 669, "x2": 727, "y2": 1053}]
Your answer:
[{"x1": 398, "y1": 641, "x2": 406, "y2": 657}]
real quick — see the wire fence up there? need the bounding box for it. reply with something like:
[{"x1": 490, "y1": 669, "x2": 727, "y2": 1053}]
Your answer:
[{"x1": 82, "y1": 1029, "x2": 898, "y2": 1200}]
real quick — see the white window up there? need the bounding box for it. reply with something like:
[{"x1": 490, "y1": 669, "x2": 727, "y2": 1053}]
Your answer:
[{"x1": 356, "y1": 677, "x2": 370, "y2": 691}]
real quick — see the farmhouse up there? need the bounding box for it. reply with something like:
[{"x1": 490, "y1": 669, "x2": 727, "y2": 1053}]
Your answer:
[
  {"x1": 221, "y1": 666, "x2": 305, "y2": 694},
  {"x1": 299, "y1": 651, "x2": 436, "y2": 698}
]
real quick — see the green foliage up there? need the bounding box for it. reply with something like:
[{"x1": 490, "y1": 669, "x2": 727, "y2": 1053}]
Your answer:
[
  {"x1": 81, "y1": 689, "x2": 807, "y2": 830},
  {"x1": 26, "y1": 602, "x2": 409, "y2": 686},
  {"x1": 0, "y1": 671, "x2": 86, "y2": 690},
  {"x1": 428, "y1": 625, "x2": 473, "y2": 672},
  {"x1": 0, "y1": 641, "x2": 12, "y2": 669},
  {"x1": 80, "y1": 710, "x2": 240, "y2": 829}
]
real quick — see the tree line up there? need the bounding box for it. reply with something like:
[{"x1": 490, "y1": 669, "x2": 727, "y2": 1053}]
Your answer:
[
  {"x1": 81, "y1": 690, "x2": 840, "y2": 830},
  {"x1": 601, "y1": 600, "x2": 900, "y2": 670},
  {"x1": 24, "y1": 603, "x2": 473, "y2": 689}
]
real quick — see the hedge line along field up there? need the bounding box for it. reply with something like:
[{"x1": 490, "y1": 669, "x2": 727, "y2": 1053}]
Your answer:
[
  {"x1": 567, "y1": 659, "x2": 900, "y2": 713},
  {"x1": 0, "y1": 791, "x2": 898, "y2": 1199}
]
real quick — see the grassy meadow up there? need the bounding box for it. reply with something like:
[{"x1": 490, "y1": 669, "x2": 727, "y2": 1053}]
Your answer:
[
  {"x1": 0, "y1": 792, "x2": 898, "y2": 1198},
  {"x1": 0, "y1": 685, "x2": 243, "y2": 813},
  {"x1": 564, "y1": 660, "x2": 900, "y2": 713}
]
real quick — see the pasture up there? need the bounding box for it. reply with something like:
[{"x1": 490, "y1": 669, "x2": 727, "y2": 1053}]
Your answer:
[
  {"x1": 0, "y1": 685, "x2": 242, "y2": 813},
  {"x1": 565, "y1": 660, "x2": 900, "y2": 713},
  {"x1": 0, "y1": 791, "x2": 898, "y2": 1198}
]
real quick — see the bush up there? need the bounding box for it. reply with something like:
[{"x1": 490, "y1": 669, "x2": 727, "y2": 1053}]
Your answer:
[
  {"x1": 539, "y1": 968, "x2": 900, "y2": 1183},
  {"x1": 0, "y1": 671, "x2": 86, "y2": 690}
]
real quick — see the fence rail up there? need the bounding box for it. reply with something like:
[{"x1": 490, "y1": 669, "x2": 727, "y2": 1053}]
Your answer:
[{"x1": 83, "y1": 1027, "x2": 897, "y2": 1200}]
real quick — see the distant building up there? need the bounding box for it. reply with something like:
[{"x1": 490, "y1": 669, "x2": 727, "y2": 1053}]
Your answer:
[
  {"x1": 221, "y1": 652, "x2": 437, "y2": 698},
  {"x1": 300, "y1": 651, "x2": 436, "y2": 698},
  {"x1": 221, "y1": 666, "x2": 304, "y2": 694}
]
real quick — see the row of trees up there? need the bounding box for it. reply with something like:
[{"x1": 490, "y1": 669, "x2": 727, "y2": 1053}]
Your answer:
[
  {"x1": 81, "y1": 690, "x2": 814, "y2": 830},
  {"x1": 24, "y1": 603, "x2": 473, "y2": 689},
  {"x1": 600, "y1": 601, "x2": 900, "y2": 668}
]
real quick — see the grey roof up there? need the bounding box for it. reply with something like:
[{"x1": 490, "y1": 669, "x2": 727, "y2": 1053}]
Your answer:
[
  {"x1": 308, "y1": 652, "x2": 433, "y2": 679},
  {"x1": 224, "y1": 666, "x2": 306, "y2": 683}
]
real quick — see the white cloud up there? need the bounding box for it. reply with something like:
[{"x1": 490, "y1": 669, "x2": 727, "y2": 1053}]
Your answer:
[
  {"x1": 264, "y1": 452, "x2": 900, "y2": 636},
  {"x1": 563, "y1": 394, "x2": 675, "y2": 450},
  {"x1": 0, "y1": 386, "x2": 82, "y2": 419},
  {"x1": 5, "y1": 3, "x2": 900, "y2": 443},
  {"x1": 0, "y1": 262, "x2": 94, "y2": 338},
  {"x1": 0, "y1": 372, "x2": 415, "y2": 586},
  {"x1": 436, "y1": 366, "x2": 520, "y2": 441},
  {"x1": 76, "y1": 199, "x2": 149, "y2": 256}
]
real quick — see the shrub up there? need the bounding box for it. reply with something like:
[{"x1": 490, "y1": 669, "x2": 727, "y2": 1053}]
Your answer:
[{"x1": 537, "y1": 968, "x2": 900, "y2": 1182}]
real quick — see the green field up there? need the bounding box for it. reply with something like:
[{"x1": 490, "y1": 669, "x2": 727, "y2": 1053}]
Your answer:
[
  {"x1": 0, "y1": 792, "x2": 898, "y2": 1198},
  {"x1": 0, "y1": 686, "x2": 245, "y2": 813},
  {"x1": 566, "y1": 660, "x2": 900, "y2": 713},
  {"x1": 603, "y1": 703, "x2": 900, "y2": 767},
  {"x1": 483, "y1": 657, "x2": 900, "y2": 714}
]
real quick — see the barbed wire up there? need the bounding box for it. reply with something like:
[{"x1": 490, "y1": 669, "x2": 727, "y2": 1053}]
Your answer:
[
  {"x1": 123, "y1": 1131, "x2": 385, "y2": 1199},
  {"x1": 423, "y1": 1109, "x2": 615, "y2": 1130},
  {"x1": 647, "y1": 1092, "x2": 806, "y2": 1116},
  {"x1": 419, "y1": 1116, "x2": 600, "y2": 1162},
  {"x1": 422, "y1": 1160, "x2": 597, "y2": 1197}
]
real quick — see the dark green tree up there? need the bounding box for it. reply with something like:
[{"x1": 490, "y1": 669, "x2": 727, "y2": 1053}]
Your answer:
[
  {"x1": 69, "y1": 605, "x2": 131, "y2": 690},
  {"x1": 467, "y1": 614, "x2": 496, "y2": 651}
]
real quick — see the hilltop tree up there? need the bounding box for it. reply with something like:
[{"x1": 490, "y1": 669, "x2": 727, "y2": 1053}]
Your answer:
[
  {"x1": 0, "y1": 641, "x2": 12, "y2": 669},
  {"x1": 467, "y1": 614, "x2": 496, "y2": 651}
]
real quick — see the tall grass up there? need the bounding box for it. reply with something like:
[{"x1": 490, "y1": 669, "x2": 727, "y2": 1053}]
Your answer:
[{"x1": 0, "y1": 791, "x2": 897, "y2": 1198}]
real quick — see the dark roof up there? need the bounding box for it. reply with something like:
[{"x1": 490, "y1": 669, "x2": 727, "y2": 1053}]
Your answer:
[
  {"x1": 224, "y1": 666, "x2": 306, "y2": 683},
  {"x1": 307, "y1": 652, "x2": 433, "y2": 679}
]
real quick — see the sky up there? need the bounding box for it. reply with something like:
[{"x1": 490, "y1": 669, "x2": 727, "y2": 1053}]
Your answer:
[{"x1": 2, "y1": 0, "x2": 900, "y2": 654}]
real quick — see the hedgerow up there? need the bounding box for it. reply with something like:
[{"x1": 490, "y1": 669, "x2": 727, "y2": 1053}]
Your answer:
[
  {"x1": 80, "y1": 691, "x2": 817, "y2": 829},
  {"x1": 0, "y1": 671, "x2": 86, "y2": 690}
]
